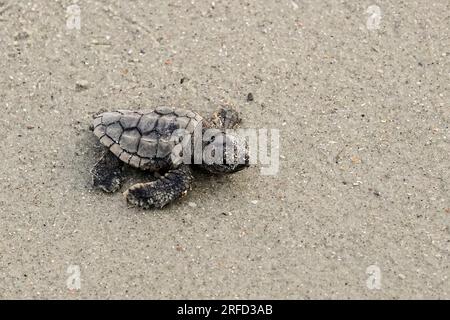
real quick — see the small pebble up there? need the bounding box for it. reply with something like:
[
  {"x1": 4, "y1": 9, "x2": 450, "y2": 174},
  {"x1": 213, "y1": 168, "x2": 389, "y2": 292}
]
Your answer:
[
  {"x1": 251, "y1": 200, "x2": 258, "y2": 205},
  {"x1": 351, "y1": 156, "x2": 361, "y2": 164},
  {"x1": 75, "y1": 80, "x2": 89, "y2": 91},
  {"x1": 188, "y1": 202, "x2": 197, "y2": 208},
  {"x1": 247, "y1": 93, "x2": 254, "y2": 102}
]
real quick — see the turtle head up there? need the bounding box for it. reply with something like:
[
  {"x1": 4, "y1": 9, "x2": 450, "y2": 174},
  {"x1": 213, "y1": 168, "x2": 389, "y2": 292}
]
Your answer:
[{"x1": 200, "y1": 130, "x2": 250, "y2": 174}]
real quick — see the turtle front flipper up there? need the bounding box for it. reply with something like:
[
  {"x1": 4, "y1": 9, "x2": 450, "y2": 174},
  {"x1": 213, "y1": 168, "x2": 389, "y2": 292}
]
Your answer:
[
  {"x1": 124, "y1": 165, "x2": 193, "y2": 209},
  {"x1": 91, "y1": 150, "x2": 125, "y2": 192},
  {"x1": 208, "y1": 107, "x2": 242, "y2": 129}
]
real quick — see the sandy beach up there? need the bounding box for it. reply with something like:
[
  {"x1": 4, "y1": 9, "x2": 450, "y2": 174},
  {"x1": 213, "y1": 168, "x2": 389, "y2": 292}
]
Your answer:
[{"x1": 0, "y1": 0, "x2": 448, "y2": 298}]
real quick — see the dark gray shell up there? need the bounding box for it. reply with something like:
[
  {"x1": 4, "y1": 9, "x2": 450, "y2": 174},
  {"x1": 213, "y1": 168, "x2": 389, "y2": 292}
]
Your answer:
[{"x1": 93, "y1": 107, "x2": 203, "y2": 169}]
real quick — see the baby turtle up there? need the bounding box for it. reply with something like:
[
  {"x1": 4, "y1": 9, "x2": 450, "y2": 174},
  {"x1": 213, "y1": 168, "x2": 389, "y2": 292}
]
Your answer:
[{"x1": 90, "y1": 107, "x2": 249, "y2": 208}]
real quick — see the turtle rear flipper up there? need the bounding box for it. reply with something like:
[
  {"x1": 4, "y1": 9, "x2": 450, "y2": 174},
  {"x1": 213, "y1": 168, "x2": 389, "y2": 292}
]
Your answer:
[
  {"x1": 124, "y1": 165, "x2": 193, "y2": 209},
  {"x1": 92, "y1": 150, "x2": 125, "y2": 192}
]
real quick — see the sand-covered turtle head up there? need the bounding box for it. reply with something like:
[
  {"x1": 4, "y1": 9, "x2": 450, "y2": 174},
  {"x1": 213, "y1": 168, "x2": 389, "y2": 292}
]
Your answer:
[{"x1": 200, "y1": 129, "x2": 250, "y2": 174}]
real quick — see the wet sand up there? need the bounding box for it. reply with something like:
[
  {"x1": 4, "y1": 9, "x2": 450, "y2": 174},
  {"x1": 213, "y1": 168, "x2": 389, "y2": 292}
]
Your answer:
[{"x1": 0, "y1": 0, "x2": 448, "y2": 298}]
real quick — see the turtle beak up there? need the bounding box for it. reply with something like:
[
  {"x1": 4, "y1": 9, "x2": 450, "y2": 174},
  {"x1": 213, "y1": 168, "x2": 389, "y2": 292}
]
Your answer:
[
  {"x1": 239, "y1": 153, "x2": 250, "y2": 170},
  {"x1": 232, "y1": 140, "x2": 250, "y2": 172}
]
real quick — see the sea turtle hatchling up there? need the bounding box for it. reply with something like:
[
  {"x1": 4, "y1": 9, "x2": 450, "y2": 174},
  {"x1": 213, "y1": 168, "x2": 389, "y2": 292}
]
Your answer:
[{"x1": 90, "y1": 107, "x2": 250, "y2": 208}]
